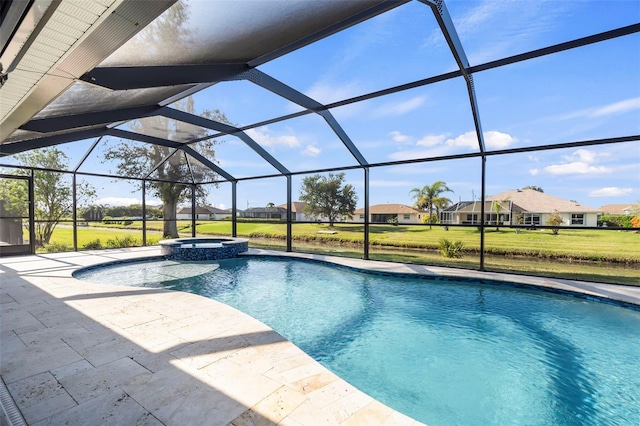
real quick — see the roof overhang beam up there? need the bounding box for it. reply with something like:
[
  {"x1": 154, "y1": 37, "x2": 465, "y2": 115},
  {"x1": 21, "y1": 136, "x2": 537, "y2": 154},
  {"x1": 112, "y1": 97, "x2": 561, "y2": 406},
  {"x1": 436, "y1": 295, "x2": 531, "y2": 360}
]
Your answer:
[
  {"x1": 79, "y1": 63, "x2": 249, "y2": 90},
  {"x1": 0, "y1": 127, "x2": 107, "y2": 156},
  {"x1": 20, "y1": 105, "x2": 162, "y2": 133}
]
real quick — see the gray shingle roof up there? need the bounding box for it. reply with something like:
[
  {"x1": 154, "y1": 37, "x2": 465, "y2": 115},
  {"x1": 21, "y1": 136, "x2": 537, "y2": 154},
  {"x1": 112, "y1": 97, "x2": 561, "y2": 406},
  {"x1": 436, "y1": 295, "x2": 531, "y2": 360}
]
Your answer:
[{"x1": 486, "y1": 189, "x2": 601, "y2": 213}]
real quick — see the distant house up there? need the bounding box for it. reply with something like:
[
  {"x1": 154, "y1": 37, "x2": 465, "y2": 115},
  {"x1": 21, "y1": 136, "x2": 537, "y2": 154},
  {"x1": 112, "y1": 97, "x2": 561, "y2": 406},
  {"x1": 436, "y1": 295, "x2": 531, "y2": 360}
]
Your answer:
[
  {"x1": 599, "y1": 204, "x2": 636, "y2": 216},
  {"x1": 441, "y1": 189, "x2": 602, "y2": 227},
  {"x1": 241, "y1": 206, "x2": 288, "y2": 219},
  {"x1": 277, "y1": 202, "x2": 315, "y2": 221},
  {"x1": 350, "y1": 204, "x2": 425, "y2": 224},
  {"x1": 176, "y1": 206, "x2": 230, "y2": 220},
  {"x1": 440, "y1": 200, "x2": 513, "y2": 226}
]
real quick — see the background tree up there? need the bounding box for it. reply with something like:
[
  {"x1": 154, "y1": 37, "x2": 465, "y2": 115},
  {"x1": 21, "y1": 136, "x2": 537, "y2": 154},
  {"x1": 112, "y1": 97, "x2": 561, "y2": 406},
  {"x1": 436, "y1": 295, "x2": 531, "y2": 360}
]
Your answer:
[
  {"x1": 105, "y1": 102, "x2": 230, "y2": 238},
  {"x1": 5, "y1": 148, "x2": 95, "y2": 247},
  {"x1": 522, "y1": 185, "x2": 544, "y2": 192},
  {"x1": 299, "y1": 173, "x2": 357, "y2": 227},
  {"x1": 410, "y1": 181, "x2": 453, "y2": 228},
  {"x1": 491, "y1": 199, "x2": 510, "y2": 231}
]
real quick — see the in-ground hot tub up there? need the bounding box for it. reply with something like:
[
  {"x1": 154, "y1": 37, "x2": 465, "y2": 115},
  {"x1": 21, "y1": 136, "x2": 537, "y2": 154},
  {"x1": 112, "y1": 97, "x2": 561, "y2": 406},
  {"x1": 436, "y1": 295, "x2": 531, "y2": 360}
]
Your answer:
[{"x1": 159, "y1": 237, "x2": 249, "y2": 261}]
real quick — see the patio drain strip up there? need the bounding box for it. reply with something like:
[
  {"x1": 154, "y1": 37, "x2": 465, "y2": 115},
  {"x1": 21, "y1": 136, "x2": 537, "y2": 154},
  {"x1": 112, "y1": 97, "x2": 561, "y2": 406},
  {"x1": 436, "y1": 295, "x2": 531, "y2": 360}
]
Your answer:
[{"x1": 0, "y1": 377, "x2": 26, "y2": 426}]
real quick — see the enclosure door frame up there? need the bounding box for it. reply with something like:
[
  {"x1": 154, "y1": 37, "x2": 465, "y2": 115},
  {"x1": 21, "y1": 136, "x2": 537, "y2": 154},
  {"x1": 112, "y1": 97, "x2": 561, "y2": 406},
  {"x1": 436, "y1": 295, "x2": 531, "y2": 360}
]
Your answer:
[{"x1": 0, "y1": 173, "x2": 35, "y2": 256}]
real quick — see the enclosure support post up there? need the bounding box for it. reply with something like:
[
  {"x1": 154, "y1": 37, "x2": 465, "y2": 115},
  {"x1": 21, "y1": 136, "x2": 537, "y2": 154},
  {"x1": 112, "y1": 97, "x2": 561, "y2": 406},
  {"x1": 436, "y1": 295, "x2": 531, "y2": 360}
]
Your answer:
[
  {"x1": 72, "y1": 173, "x2": 77, "y2": 251},
  {"x1": 28, "y1": 170, "x2": 35, "y2": 254},
  {"x1": 231, "y1": 181, "x2": 237, "y2": 237},
  {"x1": 364, "y1": 167, "x2": 370, "y2": 260},
  {"x1": 287, "y1": 175, "x2": 292, "y2": 252},
  {"x1": 142, "y1": 181, "x2": 147, "y2": 246},
  {"x1": 479, "y1": 156, "x2": 486, "y2": 271},
  {"x1": 191, "y1": 184, "x2": 196, "y2": 238}
]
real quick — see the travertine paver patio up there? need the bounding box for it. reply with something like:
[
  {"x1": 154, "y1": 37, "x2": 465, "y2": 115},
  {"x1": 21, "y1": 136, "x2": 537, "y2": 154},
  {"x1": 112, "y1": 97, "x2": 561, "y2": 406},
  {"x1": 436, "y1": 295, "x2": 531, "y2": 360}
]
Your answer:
[
  {"x1": 1, "y1": 247, "x2": 422, "y2": 426},
  {"x1": 2, "y1": 247, "x2": 639, "y2": 425}
]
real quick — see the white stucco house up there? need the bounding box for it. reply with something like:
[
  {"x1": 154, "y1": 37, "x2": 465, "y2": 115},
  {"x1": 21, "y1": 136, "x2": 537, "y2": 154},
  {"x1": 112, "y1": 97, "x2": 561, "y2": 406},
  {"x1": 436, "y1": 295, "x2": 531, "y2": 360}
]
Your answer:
[
  {"x1": 599, "y1": 204, "x2": 637, "y2": 216},
  {"x1": 277, "y1": 202, "x2": 317, "y2": 222},
  {"x1": 350, "y1": 204, "x2": 425, "y2": 224},
  {"x1": 176, "y1": 206, "x2": 231, "y2": 220},
  {"x1": 440, "y1": 189, "x2": 602, "y2": 227}
]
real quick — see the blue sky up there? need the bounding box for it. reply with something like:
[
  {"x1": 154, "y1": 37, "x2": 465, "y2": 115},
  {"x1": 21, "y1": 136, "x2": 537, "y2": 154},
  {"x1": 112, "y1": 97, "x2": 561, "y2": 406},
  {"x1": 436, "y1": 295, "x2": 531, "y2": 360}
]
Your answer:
[{"x1": 5, "y1": 0, "x2": 640, "y2": 210}]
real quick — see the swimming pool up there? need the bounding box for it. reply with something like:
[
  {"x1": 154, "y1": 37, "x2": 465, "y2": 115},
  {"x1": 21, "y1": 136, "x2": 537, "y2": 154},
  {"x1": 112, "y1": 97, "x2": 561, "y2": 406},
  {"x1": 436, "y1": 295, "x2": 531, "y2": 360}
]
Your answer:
[{"x1": 75, "y1": 256, "x2": 640, "y2": 425}]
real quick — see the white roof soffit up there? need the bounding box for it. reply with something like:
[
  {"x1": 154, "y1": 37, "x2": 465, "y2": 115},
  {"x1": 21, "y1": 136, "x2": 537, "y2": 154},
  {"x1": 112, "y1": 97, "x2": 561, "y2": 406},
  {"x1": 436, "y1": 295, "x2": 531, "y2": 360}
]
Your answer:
[{"x1": 0, "y1": 0, "x2": 176, "y2": 141}]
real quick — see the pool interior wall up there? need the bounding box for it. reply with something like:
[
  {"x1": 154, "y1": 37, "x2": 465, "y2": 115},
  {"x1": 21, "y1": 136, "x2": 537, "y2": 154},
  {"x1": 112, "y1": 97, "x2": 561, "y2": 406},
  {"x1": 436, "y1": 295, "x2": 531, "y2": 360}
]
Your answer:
[{"x1": 72, "y1": 253, "x2": 640, "y2": 312}]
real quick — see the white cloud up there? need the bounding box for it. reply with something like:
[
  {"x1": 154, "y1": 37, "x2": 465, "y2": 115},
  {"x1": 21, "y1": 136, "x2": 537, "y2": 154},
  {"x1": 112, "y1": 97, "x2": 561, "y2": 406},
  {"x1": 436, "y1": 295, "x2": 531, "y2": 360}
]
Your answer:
[
  {"x1": 484, "y1": 130, "x2": 518, "y2": 148},
  {"x1": 444, "y1": 130, "x2": 517, "y2": 150},
  {"x1": 529, "y1": 168, "x2": 539, "y2": 176},
  {"x1": 445, "y1": 131, "x2": 479, "y2": 149},
  {"x1": 532, "y1": 148, "x2": 613, "y2": 176},
  {"x1": 591, "y1": 97, "x2": 640, "y2": 117},
  {"x1": 372, "y1": 96, "x2": 425, "y2": 118},
  {"x1": 245, "y1": 126, "x2": 300, "y2": 148},
  {"x1": 552, "y1": 97, "x2": 640, "y2": 122},
  {"x1": 566, "y1": 148, "x2": 596, "y2": 164},
  {"x1": 306, "y1": 80, "x2": 364, "y2": 105},
  {"x1": 302, "y1": 145, "x2": 320, "y2": 157},
  {"x1": 417, "y1": 134, "x2": 446, "y2": 147},
  {"x1": 389, "y1": 131, "x2": 412, "y2": 144},
  {"x1": 589, "y1": 187, "x2": 634, "y2": 197},
  {"x1": 389, "y1": 130, "x2": 517, "y2": 161},
  {"x1": 96, "y1": 197, "x2": 140, "y2": 206},
  {"x1": 544, "y1": 162, "x2": 611, "y2": 175}
]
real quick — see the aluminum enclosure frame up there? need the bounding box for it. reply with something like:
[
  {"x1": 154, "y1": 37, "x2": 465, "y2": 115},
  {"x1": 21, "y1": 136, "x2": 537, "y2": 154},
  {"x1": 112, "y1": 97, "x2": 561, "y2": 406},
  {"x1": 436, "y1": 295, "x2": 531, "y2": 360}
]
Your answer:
[{"x1": 0, "y1": 0, "x2": 638, "y2": 274}]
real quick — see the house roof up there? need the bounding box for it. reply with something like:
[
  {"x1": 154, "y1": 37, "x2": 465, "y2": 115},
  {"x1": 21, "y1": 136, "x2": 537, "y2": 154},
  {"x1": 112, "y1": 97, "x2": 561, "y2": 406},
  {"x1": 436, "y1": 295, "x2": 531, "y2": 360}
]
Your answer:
[
  {"x1": 177, "y1": 206, "x2": 228, "y2": 215},
  {"x1": 354, "y1": 204, "x2": 423, "y2": 214},
  {"x1": 278, "y1": 202, "x2": 306, "y2": 212},
  {"x1": 486, "y1": 189, "x2": 601, "y2": 213},
  {"x1": 442, "y1": 201, "x2": 513, "y2": 213},
  {"x1": 599, "y1": 204, "x2": 636, "y2": 215},
  {"x1": 244, "y1": 206, "x2": 287, "y2": 213}
]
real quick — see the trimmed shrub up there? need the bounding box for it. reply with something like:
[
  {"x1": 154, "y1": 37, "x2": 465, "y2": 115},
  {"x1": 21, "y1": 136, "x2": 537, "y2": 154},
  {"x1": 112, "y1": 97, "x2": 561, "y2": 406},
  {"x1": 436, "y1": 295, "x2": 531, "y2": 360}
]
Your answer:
[
  {"x1": 43, "y1": 242, "x2": 72, "y2": 253},
  {"x1": 83, "y1": 239, "x2": 103, "y2": 250},
  {"x1": 105, "y1": 235, "x2": 138, "y2": 248},
  {"x1": 439, "y1": 238, "x2": 465, "y2": 258}
]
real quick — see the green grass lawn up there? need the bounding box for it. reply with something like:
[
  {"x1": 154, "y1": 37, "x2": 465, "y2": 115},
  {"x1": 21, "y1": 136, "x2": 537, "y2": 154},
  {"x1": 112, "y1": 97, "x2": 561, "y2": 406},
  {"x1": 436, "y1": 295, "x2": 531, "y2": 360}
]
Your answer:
[
  {"x1": 196, "y1": 222, "x2": 640, "y2": 263},
  {"x1": 45, "y1": 226, "x2": 164, "y2": 250},
  {"x1": 42, "y1": 220, "x2": 640, "y2": 285}
]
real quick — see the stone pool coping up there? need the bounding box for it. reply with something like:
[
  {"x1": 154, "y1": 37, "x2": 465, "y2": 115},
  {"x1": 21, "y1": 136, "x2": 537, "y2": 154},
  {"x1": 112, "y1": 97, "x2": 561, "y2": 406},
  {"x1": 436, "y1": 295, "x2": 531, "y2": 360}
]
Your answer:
[{"x1": 2, "y1": 247, "x2": 639, "y2": 425}]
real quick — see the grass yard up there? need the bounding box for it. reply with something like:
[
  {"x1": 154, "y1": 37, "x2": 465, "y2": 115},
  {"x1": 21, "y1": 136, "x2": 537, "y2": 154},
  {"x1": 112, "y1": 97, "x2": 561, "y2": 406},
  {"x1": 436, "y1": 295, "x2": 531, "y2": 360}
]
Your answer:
[
  {"x1": 41, "y1": 220, "x2": 640, "y2": 285},
  {"x1": 197, "y1": 222, "x2": 639, "y2": 263},
  {"x1": 43, "y1": 226, "x2": 164, "y2": 251}
]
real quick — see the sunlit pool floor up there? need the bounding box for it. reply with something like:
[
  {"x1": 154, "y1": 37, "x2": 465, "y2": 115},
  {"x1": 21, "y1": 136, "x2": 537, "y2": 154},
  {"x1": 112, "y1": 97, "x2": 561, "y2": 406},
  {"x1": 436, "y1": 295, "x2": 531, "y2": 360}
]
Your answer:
[{"x1": 1, "y1": 246, "x2": 638, "y2": 425}]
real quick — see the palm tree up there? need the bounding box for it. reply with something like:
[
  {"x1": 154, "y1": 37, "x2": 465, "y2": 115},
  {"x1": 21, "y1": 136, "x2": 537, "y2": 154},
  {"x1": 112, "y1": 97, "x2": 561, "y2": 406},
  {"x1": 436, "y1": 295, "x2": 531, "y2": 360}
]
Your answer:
[
  {"x1": 409, "y1": 181, "x2": 453, "y2": 228},
  {"x1": 433, "y1": 196, "x2": 453, "y2": 220}
]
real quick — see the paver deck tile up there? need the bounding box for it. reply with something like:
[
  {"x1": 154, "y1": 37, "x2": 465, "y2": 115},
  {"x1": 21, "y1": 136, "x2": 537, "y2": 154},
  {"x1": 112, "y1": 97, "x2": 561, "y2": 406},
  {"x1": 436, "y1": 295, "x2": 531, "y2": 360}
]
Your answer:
[{"x1": 4, "y1": 247, "x2": 638, "y2": 425}]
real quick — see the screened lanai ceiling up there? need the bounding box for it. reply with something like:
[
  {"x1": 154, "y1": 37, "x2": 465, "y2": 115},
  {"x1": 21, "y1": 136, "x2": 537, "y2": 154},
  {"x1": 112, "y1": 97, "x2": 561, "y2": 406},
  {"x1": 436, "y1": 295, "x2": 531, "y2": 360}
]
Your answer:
[{"x1": 0, "y1": 0, "x2": 638, "y2": 185}]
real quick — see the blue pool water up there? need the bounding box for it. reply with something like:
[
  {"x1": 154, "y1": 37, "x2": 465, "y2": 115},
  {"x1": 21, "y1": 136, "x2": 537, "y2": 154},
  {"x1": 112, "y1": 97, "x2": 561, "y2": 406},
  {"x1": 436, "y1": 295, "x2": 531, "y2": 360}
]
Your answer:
[{"x1": 75, "y1": 257, "x2": 640, "y2": 425}]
